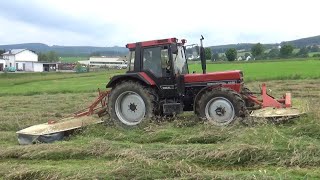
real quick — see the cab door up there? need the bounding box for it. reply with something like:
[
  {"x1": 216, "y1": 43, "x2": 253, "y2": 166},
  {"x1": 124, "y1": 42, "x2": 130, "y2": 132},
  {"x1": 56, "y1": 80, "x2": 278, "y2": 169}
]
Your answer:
[{"x1": 141, "y1": 45, "x2": 177, "y2": 98}]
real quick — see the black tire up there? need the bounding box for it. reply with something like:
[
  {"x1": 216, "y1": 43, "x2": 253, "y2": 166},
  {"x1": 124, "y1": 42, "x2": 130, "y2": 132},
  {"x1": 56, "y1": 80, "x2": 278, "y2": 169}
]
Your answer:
[
  {"x1": 198, "y1": 87, "x2": 247, "y2": 126},
  {"x1": 242, "y1": 86, "x2": 255, "y2": 108},
  {"x1": 108, "y1": 81, "x2": 155, "y2": 128}
]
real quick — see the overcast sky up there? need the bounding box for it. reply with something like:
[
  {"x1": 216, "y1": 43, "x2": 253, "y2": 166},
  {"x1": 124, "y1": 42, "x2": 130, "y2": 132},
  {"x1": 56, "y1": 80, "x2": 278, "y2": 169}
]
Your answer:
[{"x1": 0, "y1": 0, "x2": 319, "y2": 47}]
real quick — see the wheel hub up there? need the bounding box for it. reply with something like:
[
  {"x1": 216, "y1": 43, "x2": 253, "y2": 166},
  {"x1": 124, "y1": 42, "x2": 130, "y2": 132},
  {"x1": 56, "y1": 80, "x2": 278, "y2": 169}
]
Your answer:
[
  {"x1": 129, "y1": 103, "x2": 137, "y2": 112},
  {"x1": 115, "y1": 91, "x2": 146, "y2": 126},
  {"x1": 215, "y1": 106, "x2": 226, "y2": 116},
  {"x1": 205, "y1": 97, "x2": 235, "y2": 125}
]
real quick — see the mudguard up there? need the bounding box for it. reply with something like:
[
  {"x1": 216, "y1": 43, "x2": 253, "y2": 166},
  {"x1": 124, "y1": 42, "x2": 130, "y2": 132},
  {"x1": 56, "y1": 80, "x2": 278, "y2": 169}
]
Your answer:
[{"x1": 106, "y1": 72, "x2": 156, "y2": 88}]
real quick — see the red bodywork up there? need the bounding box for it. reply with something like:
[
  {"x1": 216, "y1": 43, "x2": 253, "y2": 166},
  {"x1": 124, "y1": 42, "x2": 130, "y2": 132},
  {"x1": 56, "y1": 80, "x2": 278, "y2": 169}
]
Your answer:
[
  {"x1": 245, "y1": 83, "x2": 291, "y2": 108},
  {"x1": 184, "y1": 70, "x2": 243, "y2": 92},
  {"x1": 139, "y1": 72, "x2": 156, "y2": 85},
  {"x1": 126, "y1": 38, "x2": 177, "y2": 49}
]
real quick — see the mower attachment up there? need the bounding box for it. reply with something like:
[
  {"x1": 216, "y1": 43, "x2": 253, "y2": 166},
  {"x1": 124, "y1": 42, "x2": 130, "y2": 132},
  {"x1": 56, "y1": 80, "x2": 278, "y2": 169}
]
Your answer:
[
  {"x1": 16, "y1": 90, "x2": 110, "y2": 145},
  {"x1": 246, "y1": 83, "x2": 291, "y2": 108},
  {"x1": 246, "y1": 84, "x2": 304, "y2": 118},
  {"x1": 250, "y1": 107, "x2": 302, "y2": 118},
  {"x1": 17, "y1": 116, "x2": 103, "y2": 145}
]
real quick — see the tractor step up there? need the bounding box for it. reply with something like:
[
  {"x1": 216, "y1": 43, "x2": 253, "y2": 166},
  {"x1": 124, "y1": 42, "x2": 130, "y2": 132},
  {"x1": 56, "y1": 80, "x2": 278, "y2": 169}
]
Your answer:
[{"x1": 163, "y1": 103, "x2": 183, "y2": 115}]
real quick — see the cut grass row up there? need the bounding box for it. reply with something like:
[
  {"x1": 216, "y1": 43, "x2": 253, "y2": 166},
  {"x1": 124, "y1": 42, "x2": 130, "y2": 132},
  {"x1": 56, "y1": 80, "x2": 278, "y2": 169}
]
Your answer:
[
  {"x1": 1, "y1": 114, "x2": 320, "y2": 179},
  {"x1": 0, "y1": 80, "x2": 320, "y2": 179}
]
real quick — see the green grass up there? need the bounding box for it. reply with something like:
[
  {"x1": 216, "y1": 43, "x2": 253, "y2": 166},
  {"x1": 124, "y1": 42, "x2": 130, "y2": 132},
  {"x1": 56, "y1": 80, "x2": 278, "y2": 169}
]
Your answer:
[
  {"x1": 0, "y1": 70, "x2": 124, "y2": 96},
  {"x1": 0, "y1": 89, "x2": 320, "y2": 179},
  {"x1": 189, "y1": 59, "x2": 320, "y2": 82},
  {"x1": 309, "y1": 52, "x2": 320, "y2": 56},
  {"x1": 1, "y1": 59, "x2": 319, "y2": 96},
  {"x1": 1, "y1": 59, "x2": 320, "y2": 179},
  {"x1": 59, "y1": 56, "x2": 88, "y2": 63}
]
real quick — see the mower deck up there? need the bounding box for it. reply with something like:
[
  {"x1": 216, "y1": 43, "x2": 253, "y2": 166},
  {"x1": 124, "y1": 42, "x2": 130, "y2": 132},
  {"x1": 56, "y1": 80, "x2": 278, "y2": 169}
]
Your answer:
[
  {"x1": 250, "y1": 107, "x2": 303, "y2": 118},
  {"x1": 17, "y1": 116, "x2": 103, "y2": 145}
]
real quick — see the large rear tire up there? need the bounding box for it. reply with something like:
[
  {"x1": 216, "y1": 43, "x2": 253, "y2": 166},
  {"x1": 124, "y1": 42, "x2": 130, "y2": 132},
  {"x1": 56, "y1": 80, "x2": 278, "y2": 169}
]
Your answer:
[
  {"x1": 198, "y1": 88, "x2": 246, "y2": 126},
  {"x1": 108, "y1": 81, "x2": 154, "y2": 128},
  {"x1": 242, "y1": 86, "x2": 255, "y2": 108}
]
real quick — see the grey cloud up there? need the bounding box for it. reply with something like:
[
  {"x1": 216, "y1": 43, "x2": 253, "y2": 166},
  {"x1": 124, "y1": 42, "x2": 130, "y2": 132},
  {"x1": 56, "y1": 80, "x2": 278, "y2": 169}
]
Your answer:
[{"x1": 0, "y1": 0, "x2": 117, "y2": 37}]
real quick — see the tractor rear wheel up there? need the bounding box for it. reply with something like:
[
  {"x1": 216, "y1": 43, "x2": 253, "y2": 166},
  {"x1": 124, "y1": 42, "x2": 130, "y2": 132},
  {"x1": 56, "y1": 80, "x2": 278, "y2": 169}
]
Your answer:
[
  {"x1": 198, "y1": 88, "x2": 246, "y2": 126},
  {"x1": 108, "y1": 81, "x2": 154, "y2": 128},
  {"x1": 242, "y1": 86, "x2": 255, "y2": 108}
]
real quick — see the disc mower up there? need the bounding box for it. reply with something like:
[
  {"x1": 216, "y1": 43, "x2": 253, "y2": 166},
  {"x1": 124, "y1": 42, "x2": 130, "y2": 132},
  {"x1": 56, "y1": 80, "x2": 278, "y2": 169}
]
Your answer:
[{"x1": 17, "y1": 36, "x2": 303, "y2": 144}]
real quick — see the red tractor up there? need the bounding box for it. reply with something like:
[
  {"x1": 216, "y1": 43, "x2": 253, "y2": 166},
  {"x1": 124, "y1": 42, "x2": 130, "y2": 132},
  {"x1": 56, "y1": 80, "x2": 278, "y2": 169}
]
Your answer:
[
  {"x1": 106, "y1": 36, "x2": 294, "y2": 127},
  {"x1": 17, "y1": 36, "x2": 302, "y2": 144}
]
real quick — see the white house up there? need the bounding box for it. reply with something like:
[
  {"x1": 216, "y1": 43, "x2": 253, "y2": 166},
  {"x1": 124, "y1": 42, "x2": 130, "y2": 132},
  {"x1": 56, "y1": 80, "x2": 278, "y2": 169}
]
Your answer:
[
  {"x1": 2, "y1": 49, "x2": 38, "y2": 71},
  {"x1": 1, "y1": 49, "x2": 58, "y2": 72},
  {"x1": 0, "y1": 59, "x2": 5, "y2": 71}
]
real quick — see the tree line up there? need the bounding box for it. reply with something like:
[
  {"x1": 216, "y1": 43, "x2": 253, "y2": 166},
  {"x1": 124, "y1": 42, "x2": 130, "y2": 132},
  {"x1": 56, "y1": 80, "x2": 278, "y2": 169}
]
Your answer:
[
  {"x1": 206, "y1": 43, "x2": 320, "y2": 61},
  {"x1": 38, "y1": 51, "x2": 59, "y2": 62}
]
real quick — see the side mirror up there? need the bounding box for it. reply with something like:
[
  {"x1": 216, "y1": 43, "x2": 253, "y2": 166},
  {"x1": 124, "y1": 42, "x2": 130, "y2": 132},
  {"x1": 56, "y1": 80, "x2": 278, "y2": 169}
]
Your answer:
[{"x1": 171, "y1": 43, "x2": 178, "y2": 54}]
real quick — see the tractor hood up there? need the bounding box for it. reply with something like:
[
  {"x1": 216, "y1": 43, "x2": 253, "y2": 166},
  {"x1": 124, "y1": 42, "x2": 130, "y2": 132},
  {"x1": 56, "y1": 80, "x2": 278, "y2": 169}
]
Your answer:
[{"x1": 184, "y1": 70, "x2": 243, "y2": 83}]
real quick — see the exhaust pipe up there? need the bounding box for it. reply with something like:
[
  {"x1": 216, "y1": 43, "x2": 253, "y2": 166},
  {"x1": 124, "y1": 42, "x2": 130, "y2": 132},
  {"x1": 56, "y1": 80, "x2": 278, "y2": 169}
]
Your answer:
[{"x1": 200, "y1": 35, "x2": 206, "y2": 74}]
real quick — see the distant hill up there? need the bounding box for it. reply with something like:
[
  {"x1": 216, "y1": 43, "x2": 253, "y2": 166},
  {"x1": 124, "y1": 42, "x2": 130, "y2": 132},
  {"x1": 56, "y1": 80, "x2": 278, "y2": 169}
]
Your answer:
[
  {"x1": 0, "y1": 43, "x2": 128, "y2": 57},
  {"x1": 281, "y1": 35, "x2": 320, "y2": 48},
  {"x1": 1, "y1": 35, "x2": 319, "y2": 56},
  {"x1": 208, "y1": 43, "x2": 278, "y2": 53},
  {"x1": 209, "y1": 35, "x2": 320, "y2": 53}
]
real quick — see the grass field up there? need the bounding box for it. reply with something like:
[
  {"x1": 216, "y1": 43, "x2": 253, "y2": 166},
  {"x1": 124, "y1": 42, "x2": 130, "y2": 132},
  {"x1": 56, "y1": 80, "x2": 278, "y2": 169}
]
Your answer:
[
  {"x1": 189, "y1": 59, "x2": 320, "y2": 81},
  {"x1": 1, "y1": 59, "x2": 320, "y2": 179},
  {"x1": 0, "y1": 70, "x2": 124, "y2": 96}
]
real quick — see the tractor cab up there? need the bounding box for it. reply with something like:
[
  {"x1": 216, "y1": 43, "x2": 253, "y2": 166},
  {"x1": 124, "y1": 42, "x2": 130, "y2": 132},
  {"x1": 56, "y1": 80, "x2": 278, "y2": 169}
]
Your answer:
[{"x1": 126, "y1": 38, "x2": 189, "y2": 78}]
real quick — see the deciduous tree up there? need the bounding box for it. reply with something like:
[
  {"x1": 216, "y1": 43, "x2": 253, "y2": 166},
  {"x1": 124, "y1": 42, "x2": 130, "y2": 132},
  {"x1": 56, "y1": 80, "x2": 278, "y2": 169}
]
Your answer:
[
  {"x1": 225, "y1": 48, "x2": 237, "y2": 61},
  {"x1": 280, "y1": 44, "x2": 294, "y2": 58}
]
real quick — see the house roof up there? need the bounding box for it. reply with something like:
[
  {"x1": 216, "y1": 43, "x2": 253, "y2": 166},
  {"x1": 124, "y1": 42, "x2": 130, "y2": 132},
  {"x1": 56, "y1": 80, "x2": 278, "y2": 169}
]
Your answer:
[{"x1": 2, "y1": 49, "x2": 26, "y2": 55}]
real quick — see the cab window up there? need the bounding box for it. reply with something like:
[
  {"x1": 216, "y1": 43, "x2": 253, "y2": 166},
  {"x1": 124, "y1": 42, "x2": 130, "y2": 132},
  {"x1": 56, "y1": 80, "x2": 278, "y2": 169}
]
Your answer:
[
  {"x1": 128, "y1": 50, "x2": 135, "y2": 71},
  {"x1": 143, "y1": 46, "x2": 170, "y2": 77}
]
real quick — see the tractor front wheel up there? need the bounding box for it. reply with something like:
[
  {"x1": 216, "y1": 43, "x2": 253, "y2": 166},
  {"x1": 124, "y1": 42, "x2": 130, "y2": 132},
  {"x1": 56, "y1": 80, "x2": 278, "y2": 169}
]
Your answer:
[
  {"x1": 108, "y1": 81, "x2": 154, "y2": 128},
  {"x1": 198, "y1": 88, "x2": 246, "y2": 126}
]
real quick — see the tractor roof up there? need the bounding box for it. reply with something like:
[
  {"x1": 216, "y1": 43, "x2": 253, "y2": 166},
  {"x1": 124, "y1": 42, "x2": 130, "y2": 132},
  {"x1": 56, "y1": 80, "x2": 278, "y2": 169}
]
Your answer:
[{"x1": 126, "y1": 38, "x2": 178, "y2": 49}]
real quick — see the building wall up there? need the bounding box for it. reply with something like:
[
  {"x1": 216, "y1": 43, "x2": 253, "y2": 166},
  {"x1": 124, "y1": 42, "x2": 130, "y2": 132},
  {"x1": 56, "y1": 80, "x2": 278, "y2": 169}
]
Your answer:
[
  {"x1": 15, "y1": 61, "x2": 36, "y2": 71},
  {"x1": 0, "y1": 59, "x2": 5, "y2": 71},
  {"x1": 24, "y1": 62, "x2": 34, "y2": 72},
  {"x1": 2, "y1": 50, "x2": 38, "y2": 68},
  {"x1": 34, "y1": 63, "x2": 43, "y2": 72},
  {"x1": 15, "y1": 50, "x2": 38, "y2": 62},
  {"x1": 2, "y1": 55, "x2": 15, "y2": 67},
  {"x1": 89, "y1": 57, "x2": 120, "y2": 62},
  {"x1": 16, "y1": 62, "x2": 23, "y2": 70}
]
